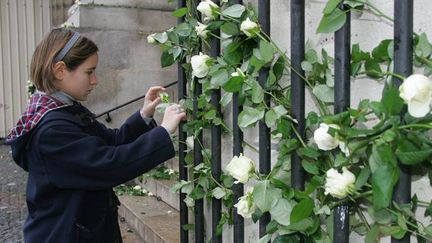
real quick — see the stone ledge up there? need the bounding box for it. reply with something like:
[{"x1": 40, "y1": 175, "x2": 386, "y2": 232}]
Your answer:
[
  {"x1": 137, "y1": 177, "x2": 180, "y2": 211},
  {"x1": 118, "y1": 195, "x2": 179, "y2": 243}
]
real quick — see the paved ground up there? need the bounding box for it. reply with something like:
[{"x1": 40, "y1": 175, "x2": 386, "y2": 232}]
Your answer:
[{"x1": 0, "y1": 145, "x2": 142, "y2": 243}]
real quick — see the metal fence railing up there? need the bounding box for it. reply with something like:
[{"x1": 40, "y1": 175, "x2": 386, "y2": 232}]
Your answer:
[{"x1": 176, "y1": 1, "x2": 414, "y2": 242}]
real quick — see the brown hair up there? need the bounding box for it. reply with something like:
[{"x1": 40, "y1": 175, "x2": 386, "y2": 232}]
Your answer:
[{"x1": 30, "y1": 28, "x2": 98, "y2": 93}]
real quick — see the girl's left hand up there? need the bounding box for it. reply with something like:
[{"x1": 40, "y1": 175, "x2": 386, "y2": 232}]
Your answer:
[{"x1": 140, "y1": 86, "x2": 165, "y2": 118}]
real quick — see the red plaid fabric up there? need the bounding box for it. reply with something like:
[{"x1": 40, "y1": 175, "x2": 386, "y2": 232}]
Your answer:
[{"x1": 6, "y1": 92, "x2": 71, "y2": 142}]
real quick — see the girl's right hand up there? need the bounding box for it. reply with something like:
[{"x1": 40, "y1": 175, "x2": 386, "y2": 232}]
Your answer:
[{"x1": 161, "y1": 104, "x2": 187, "y2": 134}]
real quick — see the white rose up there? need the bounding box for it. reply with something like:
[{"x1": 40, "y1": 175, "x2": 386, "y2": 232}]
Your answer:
[
  {"x1": 186, "y1": 136, "x2": 194, "y2": 149},
  {"x1": 314, "y1": 123, "x2": 340, "y2": 151},
  {"x1": 234, "y1": 187, "x2": 255, "y2": 218},
  {"x1": 133, "y1": 185, "x2": 142, "y2": 190},
  {"x1": 147, "y1": 33, "x2": 156, "y2": 44},
  {"x1": 240, "y1": 17, "x2": 259, "y2": 37},
  {"x1": 324, "y1": 167, "x2": 356, "y2": 199},
  {"x1": 191, "y1": 53, "x2": 211, "y2": 78},
  {"x1": 197, "y1": 0, "x2": 219, "y2": 21},
  {"x1": 195, "y1": 22, "x2": 209, "y2": 38},
  {"x1": 399, "y1": 74, "x2": 432, "y2": 118},
  {"x1": 142, "y1": 189, "x2": 148, "y2": 194},
  {"x1": 225, "y1": 154, "x2": 256, "y2": 184}
]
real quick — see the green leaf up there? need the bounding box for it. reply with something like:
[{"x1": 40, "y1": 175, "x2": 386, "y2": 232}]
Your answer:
[
  {"x1": 381, "y1": 83, "x2": 404, "y2": 115},
  {"x1": 297, "y1": 147, "x2": 320, "y2": 160},
  {"x1": 415, "y1": 33, "x2": 432, "y2": 58},
  {"x1": 175, "y1": 23, "x2": 192, "y2": 37},
  {"x1": 221, "y1": 22, "x2": 239, "y2": 35},
  {"x1": 253, "y1": 180, "x2": 282, "y2": 212},
  {"x1": 301, "y1": 61, "x2": 313, "y2": 72},
  {"x1": 257, "y1": 234, "x2": 272, "y2": 243},
  {"x1": 210, "y1": 69, "x2": 229, "y2": 87},
  {"x1": 290, "y1": 198, "x2": 314, "y2": 224},
  {"x1": 381, "y1": 225, "x2": 406, "y2": 239},
  {"x1": 312, "y1": 84, "x2": 334, "y2": 103},
  {"x1": 425, "y1": 201, "x2": 432, "y2": 217},
  {"x1": 251, "y1": 80, "x2": 264, "y2": 104},
  {"x1": 220, "y1": 92, "x2": 232, "y2": 107},
  {"x1": 269, "y1": 198, "x2": 292, "y2": 226},
  {"x1": 302, "y1": 160, "x2": 319, "y2": 175},
  {"x1": 154, "y1": 32, "x2": 168, "y2": 43},
  {"x1": 238, "y1": 106, "x2": 265, "y2": 128},
  {"x1": 172, "y1": 7, "x2": 188, "y2": 17},
  {"x1": 305, "y1": 49, "x2": 318, "y2": 63},
  {"x1": 372, "y1": 39, "x2": 392, "y2": 62},
  {"x1": 365, "y1": 59, "x2": 383, "y2": 78},
  {"x1": 365, "y1": 224, "x2": 380, "y2": 243},
  {"x1": 323, "y1": 0, "x2": 343, "y2": 15},
  {"x1": 260, "y1": 40, "x2": 274, "y2": 63},
  {"x1": 212, "y1": 187, "x2": 226, "y2": 199},
  {"x1": 161, "y1": 50, "x2": 175, "y2": 67},
  {"x1": 317, "y1": 8, "x2": 347, "y2": 33},
  {"x1": 396, "y1": 138, "x2": 432, "y2": 165},
  {"x1": 223, "y1": 42, "x2": 243, "y2": 65},
  {"x1": 265, "y1": 109, "x2": 278, "y2": 127},
  {"x1": 372, "y1": 165, "x2": 399, "y2": 209},
  {"x1": 354, "y1": 166, "x2": 370, "y2": 191},
  {"x1": 221, "y1": 4, "x2": 245, "y2": 18},
  {"x1": 223, "y1": 76, "x2": 243, "y2": 92}
]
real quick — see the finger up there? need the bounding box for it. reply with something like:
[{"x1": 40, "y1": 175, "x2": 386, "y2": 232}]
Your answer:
[
  {"x1": 148, "y1": 86, "x2": 165, "y2": 94},
  {"x1": 150, "y1": 97, "x2": 161, "y2": 107}
]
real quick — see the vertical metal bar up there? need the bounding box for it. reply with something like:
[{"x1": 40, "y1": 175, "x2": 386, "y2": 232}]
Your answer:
[
  {"x1": 191, "y1": 1, "x2": 204, "y2": 241},
  {"x1": 231, "y1": 2, "x2": 244, "y2": 242},
  {"x1": 177, "y1": 1, "x2": 188, "y2": 242},
  {"x1": 290, "y1": 0, "x2": 305, "y2": 191},
  {"x1": 193, "y1": 80, "x2": 205, "y2": 243},
  {"x1": 231, "y1": 3, "x2": 244, "y2": 241},
  {"x1": 392, "y1": 1, "x2": 413, "y2": 243},
  {"x1": 333, "y1": 4, "x2": 351, "y2": 243},
  {"x1": 210, "y1": 1, "x2": 222, "y2": 242},
  {"x1": 258, "y1": 0, "x2": 271, "y2": 238}
]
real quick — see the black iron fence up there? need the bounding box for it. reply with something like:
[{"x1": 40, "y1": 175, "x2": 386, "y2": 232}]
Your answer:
[{"x1": 173, "y1": 1, "x2": 413, "y2": 243}]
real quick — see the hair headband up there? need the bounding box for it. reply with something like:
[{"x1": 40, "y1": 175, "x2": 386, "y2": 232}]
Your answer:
[{"x1": 54, "y1": 31, "x2": 81, "y2": 62}]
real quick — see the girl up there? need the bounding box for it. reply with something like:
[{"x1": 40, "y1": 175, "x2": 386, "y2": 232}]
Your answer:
[{"x1": 6, "y1": 28, "x2": 186, "y2": 243}]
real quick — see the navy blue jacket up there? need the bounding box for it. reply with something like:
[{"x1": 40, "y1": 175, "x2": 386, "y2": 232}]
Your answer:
[{"x1": 8, "y1": 102, "x2": 175, "y2": 243}]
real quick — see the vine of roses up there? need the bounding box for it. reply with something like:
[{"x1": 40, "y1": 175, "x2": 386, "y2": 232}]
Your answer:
[{"x1": 150, "y1": 0, "x2": 432, "y2": 242}]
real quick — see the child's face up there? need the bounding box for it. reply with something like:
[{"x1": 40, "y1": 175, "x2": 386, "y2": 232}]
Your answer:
[{"x1": 56, "y1": 53, "x2": 99, "y2": 101}]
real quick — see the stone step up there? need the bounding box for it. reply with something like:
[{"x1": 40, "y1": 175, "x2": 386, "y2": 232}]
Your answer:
[
  {"x1": 137, "y1": 177, "x2": 179, "y2": 211},
  {"x1": 118, "y1": 195, "x2": 179, "y2": 243}
]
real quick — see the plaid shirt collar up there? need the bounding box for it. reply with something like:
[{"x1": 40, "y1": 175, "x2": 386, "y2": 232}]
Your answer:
[{"x1": 6, "y1": 91, "x2": 73, "y2": 142}]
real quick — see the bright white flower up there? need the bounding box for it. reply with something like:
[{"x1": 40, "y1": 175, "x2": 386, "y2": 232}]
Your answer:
[
  {"x1": 314, "y1": 123, "x2": 340, "y2": 151},
  {"x1": 195, "y1": 22, "x2": 209, "y2": 38},
  {"x1": 148, "y1": 192, "x2": 154, "y2": 197},
  {"x1": 324, "y1": 167, "x2": 356, "y2": 199},
  {"x1": 197, "y1": 0, "x2": 219, "y2": 21},
  {"x1": 165, "y1": 169, "x2": 175, "y2": 175},
  {"x1": 231, "y1": 72, "x2": 240, "y2": 77},
  {"x1": 133, "y1": 185, "x2": 142, "y2": 190},
  {"x1": 399, "y1": 74, "x2": 432, "y2": 118},
  {"x1": 234, "y1": 187, "x2": 255, "y2": 218},
  {"x1": 225, "y1": 154, "x2": 256, "y2": 184},
  {"x1": 240, "y1": 17, "x2": 259, "y2": 37},
  {"x1": 147, "y1": 33, "x2": 156, "y2": 44},
  {"x1": 186, "y1": 136, "x2": 194, "y2": 149},
  {"x1": 142, "y1": 189, "x2": 148, "y2": 194},
  {"x1": 191, "y1": 53, "x2": 211, "y2": 78}
]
